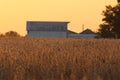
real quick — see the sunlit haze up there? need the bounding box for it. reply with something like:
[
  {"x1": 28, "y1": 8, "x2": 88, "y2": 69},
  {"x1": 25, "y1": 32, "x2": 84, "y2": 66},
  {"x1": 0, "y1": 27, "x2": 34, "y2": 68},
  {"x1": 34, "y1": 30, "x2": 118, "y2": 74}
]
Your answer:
[{"x1": 0, "y1": 0, "x2": 117, "y2": 36}]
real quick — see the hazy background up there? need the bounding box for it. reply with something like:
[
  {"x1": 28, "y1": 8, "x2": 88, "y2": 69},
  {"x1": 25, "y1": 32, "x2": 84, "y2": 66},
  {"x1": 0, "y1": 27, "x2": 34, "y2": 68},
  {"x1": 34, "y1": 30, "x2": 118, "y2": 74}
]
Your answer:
[{"x1": 0, "y1": 0, "x2": 117, "y2": 36}]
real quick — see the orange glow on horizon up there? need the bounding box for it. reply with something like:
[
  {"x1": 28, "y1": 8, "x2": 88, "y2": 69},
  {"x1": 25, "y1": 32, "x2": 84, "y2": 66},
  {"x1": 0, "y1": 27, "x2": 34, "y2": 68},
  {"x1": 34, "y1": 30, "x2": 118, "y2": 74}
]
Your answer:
[{"x1": 0, "y1": 0, "x2": 117, "y2": 36}]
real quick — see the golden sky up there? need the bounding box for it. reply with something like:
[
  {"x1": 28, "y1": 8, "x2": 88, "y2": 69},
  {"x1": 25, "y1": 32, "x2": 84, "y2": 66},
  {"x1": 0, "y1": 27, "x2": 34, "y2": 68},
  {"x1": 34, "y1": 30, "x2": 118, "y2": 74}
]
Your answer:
[{"x1": 0, "y1": 0, "x2": 117, "y2": 35}]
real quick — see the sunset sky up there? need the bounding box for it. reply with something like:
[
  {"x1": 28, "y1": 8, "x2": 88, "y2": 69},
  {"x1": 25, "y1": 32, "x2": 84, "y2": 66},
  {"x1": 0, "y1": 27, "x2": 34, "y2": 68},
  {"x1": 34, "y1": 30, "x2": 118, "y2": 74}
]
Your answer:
[{"x1": 0, "y1": 0, "x2": 117, "y2": 36}]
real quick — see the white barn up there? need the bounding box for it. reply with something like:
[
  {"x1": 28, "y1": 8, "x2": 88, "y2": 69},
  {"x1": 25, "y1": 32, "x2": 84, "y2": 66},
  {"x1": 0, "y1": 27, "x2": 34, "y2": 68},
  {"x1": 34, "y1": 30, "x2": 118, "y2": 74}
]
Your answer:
[{"x1": 27, "y1": 21, "x2": 69, "y2": 37}]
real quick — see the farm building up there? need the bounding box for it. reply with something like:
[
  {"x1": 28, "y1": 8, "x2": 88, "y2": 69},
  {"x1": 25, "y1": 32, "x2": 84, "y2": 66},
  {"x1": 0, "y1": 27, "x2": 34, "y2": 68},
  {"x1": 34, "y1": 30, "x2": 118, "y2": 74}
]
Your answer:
[
  {"x1": 27, "y1": 21, "x2": 69, "y2": 37},
  {"x1": 68, "y1": 29, "x2": 97, "y2": 38},
  {"x1": 26, "y1": 21, "x2": 97, "y2": 38},
  {"x1": 78, "y1": 29, "x2": 97, "y2": 38},
  {"x1": 68, "y1": 30, "x2": 78, "y2": 38}
]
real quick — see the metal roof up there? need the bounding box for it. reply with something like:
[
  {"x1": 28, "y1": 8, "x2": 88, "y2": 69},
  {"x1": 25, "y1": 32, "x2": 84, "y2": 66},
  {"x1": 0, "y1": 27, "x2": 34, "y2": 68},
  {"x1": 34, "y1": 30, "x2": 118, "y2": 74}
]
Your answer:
[
  {"x1": 80, "y1": 29, "x2": 95, "y2": 34},
  {"x1": 27, "y1": 21, "x2": 69, "y2": 23},
  {"x1": 27, "y1": 21, "x2": 69, "y2": 31},
  {"x1": 68, "y1": 30, "x2": 77, "y2": 34}
]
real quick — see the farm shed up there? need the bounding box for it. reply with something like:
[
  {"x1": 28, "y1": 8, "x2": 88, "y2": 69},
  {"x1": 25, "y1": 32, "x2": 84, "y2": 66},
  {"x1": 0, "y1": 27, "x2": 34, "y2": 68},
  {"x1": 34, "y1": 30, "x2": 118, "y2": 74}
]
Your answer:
[
  {"x1": 67, "y1": 30, "x2": 79, "y2": 38},
  {"x1": 68, "y1": 29, "x2": 97, "y2": 38},
  {"x1": 27, "y1": 21, "x2": 69, "y2": 37},
  {"x1": 78, "y1": 29, "x2": 97, "y2": 38}
]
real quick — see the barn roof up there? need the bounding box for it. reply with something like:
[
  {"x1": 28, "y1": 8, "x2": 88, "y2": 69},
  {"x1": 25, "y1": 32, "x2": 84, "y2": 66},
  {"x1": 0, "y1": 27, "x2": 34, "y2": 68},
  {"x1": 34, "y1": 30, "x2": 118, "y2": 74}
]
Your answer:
[
  {"x1": 80, "y1": 29, "x2": 95, "y2": 34},
  {"x1": 27, "y1": 21, "x2": 69, "y2": 31},
  {"x1": 27, "y1": 21, "x2": 69, "y2": 23},
  {"x1": 68, "y1": 30, "x2": 77, "y2": 34}
]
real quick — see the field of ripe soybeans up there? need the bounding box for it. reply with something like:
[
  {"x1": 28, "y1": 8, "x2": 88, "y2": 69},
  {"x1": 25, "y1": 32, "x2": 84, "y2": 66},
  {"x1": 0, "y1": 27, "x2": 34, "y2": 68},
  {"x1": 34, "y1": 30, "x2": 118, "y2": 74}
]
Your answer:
[{"x1": 0, "y1": 37, "x2": 120, "y2": 80}]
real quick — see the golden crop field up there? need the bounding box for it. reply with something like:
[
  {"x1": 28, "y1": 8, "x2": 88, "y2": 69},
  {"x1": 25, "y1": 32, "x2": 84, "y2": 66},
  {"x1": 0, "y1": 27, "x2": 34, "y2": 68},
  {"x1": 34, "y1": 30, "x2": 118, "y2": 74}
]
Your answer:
[{"x1": 0, "y1": 37, "x2": 120, "y2": 80}]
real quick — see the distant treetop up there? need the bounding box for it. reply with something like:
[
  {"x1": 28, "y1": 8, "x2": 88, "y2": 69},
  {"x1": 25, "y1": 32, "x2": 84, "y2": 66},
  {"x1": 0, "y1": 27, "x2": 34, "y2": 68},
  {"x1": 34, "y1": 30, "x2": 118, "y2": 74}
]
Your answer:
[
  {"x1": 5, "y1": 31, "x2": 21, "y2": 37},
  {"x1": 118, "y1": 0, "x2": 120, "y2": 3}
]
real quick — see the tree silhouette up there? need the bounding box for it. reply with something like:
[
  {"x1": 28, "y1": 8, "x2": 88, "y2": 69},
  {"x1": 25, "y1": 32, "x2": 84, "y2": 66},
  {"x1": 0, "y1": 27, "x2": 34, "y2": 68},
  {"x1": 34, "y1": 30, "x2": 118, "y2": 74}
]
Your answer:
[
  {"x1": 0, "y1": 33, "x2": 4, "y2": 37},
  {"x1": 98, "y1": 4, "x2": 120, "y2": 38},
  {"x1": 5, "y1": 31, "x2": 20, "y2": 37},
  {"x1": 98, "y1": 24, "x2": 114, "y2": 38},
  {"x1": 118, "y1": 0, "x2": 120, "y2": 3}
]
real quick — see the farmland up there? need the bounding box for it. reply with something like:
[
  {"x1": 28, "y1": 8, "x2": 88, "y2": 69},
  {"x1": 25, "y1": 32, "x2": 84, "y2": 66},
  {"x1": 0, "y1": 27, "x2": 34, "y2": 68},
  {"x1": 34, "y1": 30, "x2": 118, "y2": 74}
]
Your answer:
[{"x1": 0, "y1": 37, "x2": 120, "y2": 80}]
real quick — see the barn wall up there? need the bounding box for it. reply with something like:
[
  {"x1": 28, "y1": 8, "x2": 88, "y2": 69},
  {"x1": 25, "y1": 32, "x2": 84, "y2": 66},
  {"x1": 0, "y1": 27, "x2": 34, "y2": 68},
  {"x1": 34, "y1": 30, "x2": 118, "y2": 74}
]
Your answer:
[
  {"x1": 68, "y1": 34, "x2": 97, "y2": 38},
  {"x1": 28, "y1": 31, "x2": 67, "y2": 37}
]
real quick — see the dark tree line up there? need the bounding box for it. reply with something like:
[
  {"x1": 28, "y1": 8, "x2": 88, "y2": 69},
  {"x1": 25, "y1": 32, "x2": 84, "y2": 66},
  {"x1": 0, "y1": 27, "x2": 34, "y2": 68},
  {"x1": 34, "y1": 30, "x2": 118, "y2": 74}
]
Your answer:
[
  {"x1": 0, "y1": 31, "x2": 21, "y2": 37},
  {"x1": 118, "y1": 0, "x2": 120, "y2": 3},
  {"x1": 98, "y1": 3, "x2": 120, "y2": 38}
]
